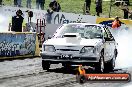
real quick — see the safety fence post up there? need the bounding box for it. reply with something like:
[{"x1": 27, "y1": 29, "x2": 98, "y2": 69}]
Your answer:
[{"x1": 36, "y1": 18, "x2": 46, "y2": 47}]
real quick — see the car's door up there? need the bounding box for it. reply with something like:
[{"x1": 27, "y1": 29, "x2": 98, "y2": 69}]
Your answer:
[
  {"x1": 107, "y1": 27, "x2": 116, "y2": 59},
  {"x1": 103, "y1": 27, "x2": 111, "y2": 62},
  {"x1": 104, "y1": 26, "x2": 115, "y2": 61}
]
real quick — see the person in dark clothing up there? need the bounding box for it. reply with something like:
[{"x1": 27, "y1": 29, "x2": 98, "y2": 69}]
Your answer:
[
  {"x1": 14, "y1": 0, "x2": 18, "y2": 6},
  {"x1": 124, "y1": 0, "x2": 130, "y2": 5},
  {"x1": 17, "y1": 0, "x2": 22, "y2": 7},
  {"x1": 0, "y1": 0, "x2": 2, "y2": 5},
  {"x1": 85, "y1": 0, "x2": 91, "y2": 11},
  {"x1": 95, "y1": 0, "x2": 102, "y2": 16},
  {"x1": 121, "y1": 4, "x2": 129, "y2": 19},
  {"x1": 36, "y1": 0, "x2": 45, "y2": 10},
  {"x1": 49, "y1": 0, "x2": 61, "y2": 12},
  {"x1": 27, "y1": 0, "x2": 32, "y2": 8},
  {"x1": 46, "y1": 7, "x2": 53, "y2": 24},
  {"x1": 11, "y1": 10, "x2": 25, "y2": 32}
]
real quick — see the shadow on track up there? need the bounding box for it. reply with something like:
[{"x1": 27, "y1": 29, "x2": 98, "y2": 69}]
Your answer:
[{"x1": 45, "y1": 66, "x2": 127, "y2": 75}]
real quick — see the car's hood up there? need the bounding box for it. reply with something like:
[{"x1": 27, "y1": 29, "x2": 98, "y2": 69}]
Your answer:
[{"x1": 44, "y1": 38, "x2": 102, "y2": 46}]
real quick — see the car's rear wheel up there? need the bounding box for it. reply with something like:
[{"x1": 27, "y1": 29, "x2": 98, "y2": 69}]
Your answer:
[
  {"x1": 42, "y1": 60, "x2": 50, "y2": 70},
  {"x1": 108, "y1": 57, "x2": 115, "y2": 71},
  {"x1": 95, "y1": 52, "x2": 105, "y2": 73}
]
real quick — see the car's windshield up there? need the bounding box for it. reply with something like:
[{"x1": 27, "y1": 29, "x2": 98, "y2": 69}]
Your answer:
[{"x1": 53, "y1": 24, "x2": 103, "y2": 39}]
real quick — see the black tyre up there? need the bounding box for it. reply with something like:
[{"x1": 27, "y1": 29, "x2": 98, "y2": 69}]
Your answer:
[
  {"x1": 106, "y1": 51, "x2": 116, "y2": 71},
  {"x1": 114, "y1": 49, "x2": 118, "y2": 58},
  {"x1": 95, "y1": 52, "x2": 105, "y2": 73},
  {"x1": 107, "y1": 58, "x2": 115, "y2": 71},
  {"x1": 42, "y1": 60, "x2": 50, "y2": 70},
  {"x1": 76, "y1": 75, "x2": 87, "y2": 84}
]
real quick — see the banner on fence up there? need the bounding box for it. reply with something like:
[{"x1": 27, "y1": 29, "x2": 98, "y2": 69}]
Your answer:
[{"x1": 0, "y1": 32, "x2": 40, "y2": 59}]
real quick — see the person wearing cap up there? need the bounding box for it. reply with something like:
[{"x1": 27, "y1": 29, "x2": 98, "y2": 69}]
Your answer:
[
  {"x1": 9, "y1": 9, "x2": 26, "y2": 32},
  {"x1": 112, "y1": 16, "x2": 121, "y2": 29}
]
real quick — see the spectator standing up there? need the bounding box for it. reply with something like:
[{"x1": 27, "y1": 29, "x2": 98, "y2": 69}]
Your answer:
[
  {"x1": 36, "y1": 0, "x2": 45, "y2": 10},
  {"x1": 121, "y1": 3, "x2": 129, "y2": 19},
  {"x1": 95, "y1": 0, "x2": 102, "y2": 16},
  {"x1": 0, "y1": 0, "x2": 2, "y2": 6},
  {"x1": 45, "y1": 7, "x2": 53, "y2": 24},
  {"x1": 27, "y1": 0, "x2": 32, "y2": 8},
  {"x1": 14, "y1": 0, "x2": 17, "y2": 6},
  {"x1": 85, "y1": 0, "x2": 91, "y2": 12},
  {"x1": 83, "y1": 0, "x2": 91, "y2": 15},
  {"x1": 17, "y1": 0, "x2": 22, "y2": 7},
  {"x1": 49, "y1": 0, "x2": 61, "y2": 12},
  {"x1": 9, "y1": 9, "x2": 26, "y2": 32}
]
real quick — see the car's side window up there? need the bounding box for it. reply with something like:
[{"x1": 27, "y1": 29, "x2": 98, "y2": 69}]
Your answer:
[
  {"x1": 107, "y1": 27, "x2": 114, "y2": 41},
  {"x1": 103, "y1": 27, "x2": 109, "y2": 38},
  {"x1": 104, "y1": 27, "x2": 114, "y2": 41}
]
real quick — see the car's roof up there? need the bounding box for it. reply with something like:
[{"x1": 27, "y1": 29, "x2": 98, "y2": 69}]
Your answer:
[{"x1": 64, "y1": 23, "x2": 105, "y2": 27}]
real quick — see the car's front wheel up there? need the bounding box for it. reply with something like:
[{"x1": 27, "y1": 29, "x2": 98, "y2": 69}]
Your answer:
[
  {"x1": 42, "y1": 60, "x2": 50, "y2": 70},
  {"x1": 106, "y1": 52, "x2": 116, "y2": 71}
]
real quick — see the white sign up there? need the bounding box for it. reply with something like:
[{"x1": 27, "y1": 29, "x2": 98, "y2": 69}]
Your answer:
[
  {"x1": 0, "y1": 6, "x2": 97, "y2": 32},
  {"x1": 0, "y1": 6, "x2": 97, "y2": 24}
]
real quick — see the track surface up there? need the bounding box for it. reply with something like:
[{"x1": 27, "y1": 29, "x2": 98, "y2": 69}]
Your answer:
[{"x1": 0, "y1": 58, "x2": 131, "y2": 87}]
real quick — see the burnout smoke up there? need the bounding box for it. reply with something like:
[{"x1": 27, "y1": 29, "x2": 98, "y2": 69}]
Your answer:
[
  {"x1": 0, "y1": 14, "x2": 9, "y2": 32},
  {"x1": 113, "y1": 27, "x2": 132, "y2": 68}
]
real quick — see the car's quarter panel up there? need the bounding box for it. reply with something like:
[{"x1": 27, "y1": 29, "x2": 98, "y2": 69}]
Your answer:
[
  {"x1": 104, "y1": 26, "x2": 116, "y2": 61},
  {"x1": 104, "y1": 41, "x2": 111, "y2": 62},
  {"x1": 109, "y1": 41, "x2": 116, "y2": 59}
]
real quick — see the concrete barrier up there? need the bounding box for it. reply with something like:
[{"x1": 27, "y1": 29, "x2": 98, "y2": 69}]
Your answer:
[{"x1": 0, "y1": 32, "x2": 40, "y2": 59}]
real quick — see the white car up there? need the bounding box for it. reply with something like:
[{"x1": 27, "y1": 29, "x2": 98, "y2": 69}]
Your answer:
[{"x1": 40, "y1": 23, "x2": 118, "y2": 73}]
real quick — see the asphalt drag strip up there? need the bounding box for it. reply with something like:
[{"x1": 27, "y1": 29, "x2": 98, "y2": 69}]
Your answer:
[{"x1": 0, "y1": 58, "x2": 131, "y2": 87}]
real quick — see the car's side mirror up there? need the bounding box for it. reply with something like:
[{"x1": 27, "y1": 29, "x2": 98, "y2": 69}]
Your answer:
[{"x1": 48, "y1": 35, "x2": 52, "y2": 39}]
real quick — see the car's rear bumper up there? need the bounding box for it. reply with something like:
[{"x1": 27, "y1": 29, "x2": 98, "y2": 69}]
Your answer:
[{"x1": 40, "y1": 52, "x2": 99, "y2": 64}]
